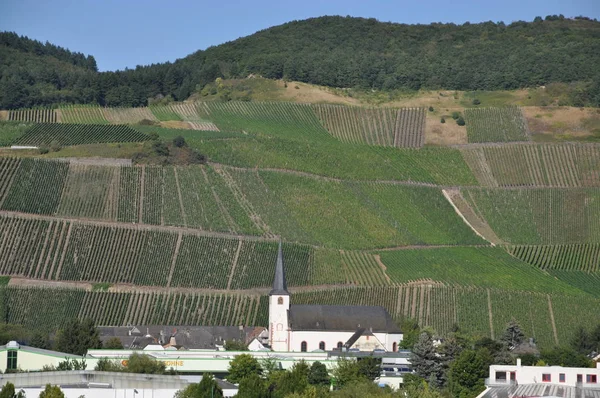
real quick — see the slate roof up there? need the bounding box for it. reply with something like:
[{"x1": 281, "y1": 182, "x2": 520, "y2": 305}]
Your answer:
[
  {"x1": 289, "y1": 305, "x2": 402, "y2": 333},
  {"x1": 98, "y1": 326, "x2": 265, "y2": 350},
  {"x1": 269, "y1": 241, "x2": 289, "y2": 296}
]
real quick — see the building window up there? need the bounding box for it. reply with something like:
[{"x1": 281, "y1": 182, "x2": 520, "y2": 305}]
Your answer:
[
  {"x1": 6, "y1": 350, "x2": 17, "y2": 371},
  {"x1": 542, "y1": 374, "x2": 551, "y2": 382},
  {"x1": 319, "y1": 341, "x2": 325, "y2": 351},
  {"x1": 587, "y1": 375, "x2": 597, "y2": 384},
  {"x1": 301, "y1": 341, "x2": 307, "y2": 352},
  {"x1": 278, "y1": 297, "x2": 283, "y2": 305},
  {"x1": 559, "y1": 373, "x2": 565, "y2": 383},
  {"x1": 577, "y1": 374, "x2": 583, "y2": 383},
  {"x1": 337, "y1": 342, "x2": 343, "y2": 350},
  {"x1": 393, "y1": 342, "x2": 397, "y2": 352},
  {"x1": 496, "y1": 372, "x2": 507, "y2": 381}
]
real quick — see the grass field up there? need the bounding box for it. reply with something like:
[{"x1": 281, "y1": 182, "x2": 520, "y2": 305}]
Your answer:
[
  {"x1": 14, "y1": 124, "x2": 150, "y2": 146},
  {"x1": 0, "y1": 122, "x2": 34, "y2": 146}
]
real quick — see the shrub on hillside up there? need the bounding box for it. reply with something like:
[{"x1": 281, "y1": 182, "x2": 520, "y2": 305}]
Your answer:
[
  {"x1": 440, "y1": 117, "x2": 446, "y2": 123},
  {"x1": 456, "y1": 116, "x2": 466, "y2": 126},
  {"x1": 472, "y1": 98, "x2": 481, "y2": 105},
  {"x1": 50, "y1": 140, "x2": 61, "y2": 152},
  {"x1": 173, "y1": 135, "x2": 186, "y2": 148},
  {"x1": 38, "y1": 146, "x2": 49, "y2": 154}
]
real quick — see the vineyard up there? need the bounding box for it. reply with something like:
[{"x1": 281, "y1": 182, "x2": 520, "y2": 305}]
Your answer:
[
  {"x1": 202, "y1": 101, "x2": 331, "y2": 141},
  {"x1": 464, "y1": 106, "x2": 529, "y2": 143},
  {"x1": 8, "y1": 109, "x2": 57, "y2": 123},
  {"x1": 0, "y1": 213, "x2": 316, "y2": 288},
  {"x1": 0, "y1": 159, "x2": 483, "y2": 248},
  {"x1": 201, "y1": 135, "x2": 479, "y2": 184},
  {"x1": 462, "y1": 188, "x2": 600, "y2": 245},
  {"x1": 13, "y1": 123, "x2": 150, "y2": 146},
  {"x1": 0, "y1": 286, "x2": 266, "y2": 331},
  {"x1": 508, "y1": 244, "x2": 600, "y2": 272},
  {"x1": 376, "y1": 246, "x2": 581, "y2": 294},
  {"x1": 312, "y1": 105, "x2": 425, "y2": 148},
  {"x1": 460, "y1": 144, "x2": 600, "y2": 187},
  {"x1": 57, "y1": 105, "x2": 109, "y2": 124}
]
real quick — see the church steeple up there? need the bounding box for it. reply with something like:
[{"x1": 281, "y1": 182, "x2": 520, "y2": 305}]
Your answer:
[{"x1": 269, "y1": 241, "x2": 289, "y2": 296}]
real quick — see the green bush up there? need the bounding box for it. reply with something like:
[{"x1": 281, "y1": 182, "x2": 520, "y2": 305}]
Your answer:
[
  {"x1": 456, "y1": 116, "x2": 466, "y2": 126},
  {"x1": 440, "y1": 117, "x2": 446, "y2": 124},
  {"x1": 39, "y1": 146, "x2": 49, "y2": 154},
  {"x1": 472, "y1": 98, "x2": 481, "y2": 105}
]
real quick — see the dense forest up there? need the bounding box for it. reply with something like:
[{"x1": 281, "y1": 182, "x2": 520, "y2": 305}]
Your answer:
[{"x1": 1, "y1": 15, "x2": 600, "y2": 109}]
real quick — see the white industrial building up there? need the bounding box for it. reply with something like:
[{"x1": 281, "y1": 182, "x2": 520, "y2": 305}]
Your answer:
[{"x1": 479, "y1": 359, "x2": 600, "y2": 398}]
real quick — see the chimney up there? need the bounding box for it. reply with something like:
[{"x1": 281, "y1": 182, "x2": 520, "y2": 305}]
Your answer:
[{"x1": 516, "y1": 358, "x2": 522, "y2": 367}]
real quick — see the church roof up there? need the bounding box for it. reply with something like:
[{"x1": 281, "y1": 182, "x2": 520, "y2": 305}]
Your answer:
[
  {"x1": 289, "y1": 305, "x2": 402, "y2": 333},
  {"x1": 269, "y1": 241, "x2": 289, "y2": 296}
]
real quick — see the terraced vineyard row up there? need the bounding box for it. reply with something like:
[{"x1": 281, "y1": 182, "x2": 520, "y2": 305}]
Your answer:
[
  {"x1": 508, "y1": 244, "x2": 600, "y2": 272},
  {"x1": 1, "y1": 287, "x2": 265, "y2": 331},
  {"x1": 0, "y1": 214, "x2": 314, "y2": 288},
  {"x1": 8, "y1": 109, "x2": 57, "y2": 123},
  {"x1": 462, "y1": 188, "x2": 600, "y2": 245},
  {"x1": 103, "y1": 107, "x2": 157, "y2": 124},
  {"x1": 461, "y1": 144, "x2": 600, "y2": 187},
  {"x1": 14, "y1": 123, "x2": 150, "y2": 146},
  {"x1": 0, "y1": 159, "x2": 483, "y2": 249},
  {"x1": 464, "y1": 106, "x2": 529, "y2": 143},
  {"x1": 376, "y1": 247, "x2": 582, "y2": 294},
  {"x1": 58, "y1": 105, "x2": 109, "y2": 124},
  {"x1": 203, "y1": 101, "x2": 331, "y2": 141},
  {"x1": 312, "y1": 105, "x2": 425, "y2": 148}
]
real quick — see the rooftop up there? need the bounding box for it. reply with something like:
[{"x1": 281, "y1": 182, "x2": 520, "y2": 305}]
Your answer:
[{"x1": 289, "y1": 305, "x2": 402, "y2": 333}]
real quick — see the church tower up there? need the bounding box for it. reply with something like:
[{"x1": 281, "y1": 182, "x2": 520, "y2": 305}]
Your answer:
[{"x1": 268, "y1": 242, "x2": 290, "y2": 352}]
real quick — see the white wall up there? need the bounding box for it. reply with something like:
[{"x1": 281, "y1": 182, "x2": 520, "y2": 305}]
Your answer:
[
  {"x1": 489, "y1": 361, "x2": 600, "y2": 387},
  {"x1": 19, "y1": 389, "x2": 179, "y2": 398},
  {"x1": 288, "y1": 331, "x2": 402, "y2": 352},
  {"x1": 269, "y1": 294, "x2": 290, "y2": 352}
]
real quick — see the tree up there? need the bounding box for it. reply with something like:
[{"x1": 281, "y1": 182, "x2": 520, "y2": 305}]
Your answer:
[
  {"x1": 456, "y1": 117, "x2": 466, "y2": 126},
  {"x1": 410, "y1": 332, "x2": 444, "y2": 387},
  {"x1": 173, "y1": 135, "x2": 187, "y2": 148},
  {"x1": 540, "y1": 346, "x2": 593, "y2": 368},
  {"x1": 399, "y1": 318, "x2": 421, "y2": 349},
  {"x1": 125, "y1": 353, "x2": 166, "y2": 374},
  {"x1": 308, "y1": 361, "x2": 329, "y2": 386},
  {"x1": 448, "y1": 349, "x2": 493, "y2": 398},
  {"x1": 440, "y1": 117, "x2": 445, "y2": 123},
  {"x1": 571, "y1": 326, "x2": 593, "y2": 354},
  {"x1": 54, "y1": 318, "x2": 102, "y2": 356},
  {"x1": 0, "y1": 382, "x2": 25, "y2": 398},
  {"x1": 103, "y1": 337, "x2": 123, "y2": 349},
  {"x1": 357, "y1": 356, "x2": 381, "y2": 382},
  {"x1": 152, "y1": 140, "x2": 169, "y2": 156},
  {"x1": 175, "y1": 373, "x2": 223, "y2": 398},
  {"x1": 29, "y1": 332, "x2": 50, "y2": 349},
  {"x1": 472, "y1": 98, "x2": 481, "y2": 105},
  {"x1": 501, "y1": 320, "x2": 525, "y2": 349},
  {"x1": 332, "y1": 357, "x2": 363, "y2": 387},
  {"x1": 227, "y1": 353, "x2": 262, "y2": 384},
  {"x1": 237, "y1": 373, "x2": 269, "y2": 398},
  {"x1": 224, "y1": 340, "x2": 248, "y2": 351},
  {"x1": 38, "y1": 384, "x2": 64, "y2": 398},
  {"x1": 94, "y1": 357, "x2": 123, "y2": 372},
  {"x1": 50, "y1": 140, "x2": 61, "y2": 152},
  {"x1": 272, "y1": 361, "x2": 310, "y2": 397}
]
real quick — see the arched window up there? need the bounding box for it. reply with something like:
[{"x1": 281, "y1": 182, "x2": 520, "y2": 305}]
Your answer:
[
  {"x1": 277, "y1": 297, "x2": 283, "y2": 305},
  {"x1": 301, "y1": 341, "x2": 307, "y2": 352},
  {"x1": 319, "y1": 341, "x2": 326, "y2": 351},
  {"x1": 393, "y1": 342, "x2": 398, "y2": 352},
  {"x1": 337, "y1": 341, "x2": 343, "y2": 350}
]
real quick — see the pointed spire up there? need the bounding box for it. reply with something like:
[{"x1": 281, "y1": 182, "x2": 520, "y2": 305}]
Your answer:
[{"x1": 270, "y1": 241, "x2": 289, "y2": 296}]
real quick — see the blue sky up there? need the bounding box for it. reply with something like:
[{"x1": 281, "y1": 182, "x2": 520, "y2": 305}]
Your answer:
[{"x1": 1, "y1": 0, "x2": 598, "y2": 71}]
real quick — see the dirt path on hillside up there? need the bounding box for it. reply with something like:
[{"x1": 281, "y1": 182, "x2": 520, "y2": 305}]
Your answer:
[{"x1": 442, "y1": 189, "x2": 502, "y2": 245}]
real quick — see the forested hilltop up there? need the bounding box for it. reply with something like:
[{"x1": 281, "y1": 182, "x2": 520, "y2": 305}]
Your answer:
[{"x1": 2, "y1": 15, "x2": 600, "y2": 109}]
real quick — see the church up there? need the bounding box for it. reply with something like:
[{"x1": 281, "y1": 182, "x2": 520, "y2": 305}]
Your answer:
[{"x1": 268, "y1": 243, "x2": 403, "y2": 353}]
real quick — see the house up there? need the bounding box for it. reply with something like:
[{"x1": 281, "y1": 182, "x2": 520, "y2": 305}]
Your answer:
[
  {"x1": 98, "y1": 325, "x2": 268, "y2": 351},
  {"x1": 269, "y1": 243, "x2": 403, "y2": 352},
  {"x1": 0, "y1": 341, "x2": 83, "y2": 373}
]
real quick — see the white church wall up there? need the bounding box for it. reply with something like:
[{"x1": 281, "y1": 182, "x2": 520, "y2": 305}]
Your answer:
[
  {"x1": 376, "y1": 332, "x2": 404, "y2": 352},
  {"x1": 289, "y1": 331, "x2": 355, "y2": 352}
]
